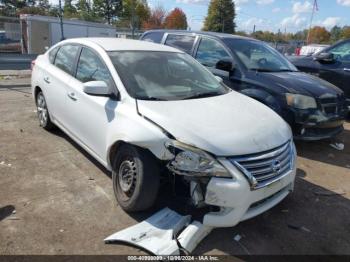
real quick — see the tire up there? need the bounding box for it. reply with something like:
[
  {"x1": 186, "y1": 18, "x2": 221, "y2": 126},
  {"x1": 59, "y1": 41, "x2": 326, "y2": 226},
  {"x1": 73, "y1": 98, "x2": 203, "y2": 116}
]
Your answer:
[
  {"x1": 36, "y1": 91, "x2": 55, "y2": 131},
  {"x1": 112, "y1": 144, "x2": 160, "y2": 212}
]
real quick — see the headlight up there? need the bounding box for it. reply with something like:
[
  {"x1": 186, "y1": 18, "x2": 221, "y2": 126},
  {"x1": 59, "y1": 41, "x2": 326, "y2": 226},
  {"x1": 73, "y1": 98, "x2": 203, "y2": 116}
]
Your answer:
[
  {"x1": 286, "y1": 93, "x2": 317, "y2": 109},
  {"x1": 165, "y1": 141, "x2": 231, "y2": 178}
]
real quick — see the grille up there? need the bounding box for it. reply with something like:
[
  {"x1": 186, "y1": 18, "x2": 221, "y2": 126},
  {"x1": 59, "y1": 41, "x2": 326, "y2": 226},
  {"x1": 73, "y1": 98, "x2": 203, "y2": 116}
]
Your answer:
[
  {"x1": 318, "y1": 94, "x2": 346, "y2": 116},
  {"x1": 229, "y1": 141, "x2": 293, "y2": 187}
]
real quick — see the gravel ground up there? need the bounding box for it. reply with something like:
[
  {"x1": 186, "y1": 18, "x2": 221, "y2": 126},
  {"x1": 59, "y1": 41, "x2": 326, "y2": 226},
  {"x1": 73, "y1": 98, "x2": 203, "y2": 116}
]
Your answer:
[{"x1": 0, "y1": 77, "x2": 349, "y2": 255}]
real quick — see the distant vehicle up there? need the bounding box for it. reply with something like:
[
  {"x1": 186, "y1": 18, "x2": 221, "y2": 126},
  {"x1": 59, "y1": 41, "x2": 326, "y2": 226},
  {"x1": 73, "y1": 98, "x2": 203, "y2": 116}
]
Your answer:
[
  {"x1": 299, "y1": 44, "x2": 329, "y2": 56},
  {"x1": 141, "y1": 30, "x2": 348, "y2": 140},
  {"x1": 289, "y1": 39, "x2": 350, "y2": 106},
  {"x1": 31, "y1": 38, "x2": 296, "y2": 229}
]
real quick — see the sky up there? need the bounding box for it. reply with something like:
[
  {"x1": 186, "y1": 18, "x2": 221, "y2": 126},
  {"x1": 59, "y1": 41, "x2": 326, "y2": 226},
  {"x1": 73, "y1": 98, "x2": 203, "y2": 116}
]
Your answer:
[{"x1": 49, "y1": 0, "x2": 350, "y2": 33}]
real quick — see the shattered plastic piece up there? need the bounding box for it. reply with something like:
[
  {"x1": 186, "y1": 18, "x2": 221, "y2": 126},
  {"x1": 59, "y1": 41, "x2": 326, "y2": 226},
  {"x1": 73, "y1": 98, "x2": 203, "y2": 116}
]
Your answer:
[
  {"x1": 233, "y1": 234, "x2": 241, "y2": 242},
  {"x1": 104, "y1": 208, "x2": 191, "y2": 255},
  {"x1": 177, "y1": 221, "x2": 213, "y2": 254},
  {"x1": 330, "y1": 143, "x2": 344, "y2": 151}
]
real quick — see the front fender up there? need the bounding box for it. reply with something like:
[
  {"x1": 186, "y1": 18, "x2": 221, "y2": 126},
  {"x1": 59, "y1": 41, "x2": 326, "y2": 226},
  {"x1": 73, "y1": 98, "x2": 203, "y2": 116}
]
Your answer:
[{"x1": 240, "y1": 88, "x2": 282, "y2": 114}]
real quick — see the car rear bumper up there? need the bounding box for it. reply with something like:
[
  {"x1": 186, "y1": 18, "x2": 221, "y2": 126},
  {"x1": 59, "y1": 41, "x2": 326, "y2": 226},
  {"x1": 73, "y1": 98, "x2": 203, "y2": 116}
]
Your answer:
[{"x1": 202, "y1": 157, "x2": 296, "y2": 228}]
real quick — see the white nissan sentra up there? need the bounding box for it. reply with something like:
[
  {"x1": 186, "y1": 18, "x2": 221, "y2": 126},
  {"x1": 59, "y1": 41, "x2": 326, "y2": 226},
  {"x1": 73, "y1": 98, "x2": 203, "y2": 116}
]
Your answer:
[{"x1": 31, "y1": 38, "x2": 296, "y2": 228}]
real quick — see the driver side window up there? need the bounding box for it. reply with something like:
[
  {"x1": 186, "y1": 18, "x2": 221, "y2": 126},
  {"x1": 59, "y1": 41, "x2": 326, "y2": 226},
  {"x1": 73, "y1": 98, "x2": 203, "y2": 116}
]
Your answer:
[
  {"x1": 328, "y1": 41, "x2": 350, "y2": 62},
  {"x1": 76, "y1": 48, "x2": 113, "y2": 86},
  {"x1": 195, "y1": 38, "x2": 231, "y2": 68}
]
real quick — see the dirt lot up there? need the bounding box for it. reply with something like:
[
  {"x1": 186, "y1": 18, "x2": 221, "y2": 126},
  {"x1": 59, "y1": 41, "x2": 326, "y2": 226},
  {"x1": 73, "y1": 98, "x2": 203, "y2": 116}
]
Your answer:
[{"x1": 1, "y1": 77, "x2": 350, "y2": 255}]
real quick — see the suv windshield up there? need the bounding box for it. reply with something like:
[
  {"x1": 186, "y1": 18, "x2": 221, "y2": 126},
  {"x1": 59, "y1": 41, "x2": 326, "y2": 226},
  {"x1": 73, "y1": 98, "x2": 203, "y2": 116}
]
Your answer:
[
  {"x1": 108, "y1": 51, "x2": 230, "y2": 101},
  {"x1": 223, "y1": 38, "x2": 298, "y2": 73}
]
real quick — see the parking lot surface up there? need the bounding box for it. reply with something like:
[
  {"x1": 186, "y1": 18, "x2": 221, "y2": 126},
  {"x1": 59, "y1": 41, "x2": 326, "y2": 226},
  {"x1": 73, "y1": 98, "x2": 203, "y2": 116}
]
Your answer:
[{"x1": 1, "y1": 77, "x2": 350, "y2": 255}]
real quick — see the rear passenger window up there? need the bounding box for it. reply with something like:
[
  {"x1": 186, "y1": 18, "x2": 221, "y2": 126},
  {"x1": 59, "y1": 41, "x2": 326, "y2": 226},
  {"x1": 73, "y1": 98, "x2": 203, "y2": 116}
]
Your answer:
[
  {"x1": 142, "y1": 32, "x2": 164, "y2": 43},
  {"x1": 76, "y1": 48, "x2": 113, "y2": 86},
  {"x1": 48, "y1": 46, "x2": 60, "y2": 64},
  {"x1": 196, "y1": 38, "x2": 231, "y2": 67},
  {"x1": 54, "y1": 45, "x2": 80, "y2": 75},
  {"x1": 165, "y1": 34, "x2": 195, "y2": 54}
]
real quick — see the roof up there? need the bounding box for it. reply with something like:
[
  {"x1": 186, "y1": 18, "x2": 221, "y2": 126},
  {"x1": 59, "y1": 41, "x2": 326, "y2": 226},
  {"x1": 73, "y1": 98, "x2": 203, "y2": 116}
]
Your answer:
[
  {"x1": 66, "y1": 38, "x2": 183, "y2": 53},
  {"x1": 143, "y1": 29, "x2": 254, "y2": 41},
  {"x1": 19, "y1": 14, "x2": 115, "y2": 29}
]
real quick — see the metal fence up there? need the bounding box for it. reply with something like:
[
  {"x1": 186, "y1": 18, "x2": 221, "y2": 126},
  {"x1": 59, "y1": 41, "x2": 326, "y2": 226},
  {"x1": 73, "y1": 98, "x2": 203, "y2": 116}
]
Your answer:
[{"x1": 0, "y1": 16, "x2": 21, "y2": 53}]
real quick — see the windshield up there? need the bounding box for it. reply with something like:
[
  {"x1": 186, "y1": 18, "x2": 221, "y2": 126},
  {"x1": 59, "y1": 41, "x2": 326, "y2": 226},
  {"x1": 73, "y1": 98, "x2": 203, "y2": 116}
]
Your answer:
[
  {"x1": 223, "y1": 39, "x2": 298, "y2": 72},
  {"x1": 108, "y1": 51, "x2": 230, "y2": 101}
]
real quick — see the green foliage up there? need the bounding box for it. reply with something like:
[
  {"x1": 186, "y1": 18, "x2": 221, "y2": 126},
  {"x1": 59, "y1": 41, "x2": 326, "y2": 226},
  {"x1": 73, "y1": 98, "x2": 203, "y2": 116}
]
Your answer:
[
  {"x1": 116, "y1": 0, "x2": 150, "y2": 29},
  {"x1": 93, "y1": 0, "x2": 122, "y2": 24},
  {"x1": 203, "y1": 0, "x2": 236, "y2": 33}
]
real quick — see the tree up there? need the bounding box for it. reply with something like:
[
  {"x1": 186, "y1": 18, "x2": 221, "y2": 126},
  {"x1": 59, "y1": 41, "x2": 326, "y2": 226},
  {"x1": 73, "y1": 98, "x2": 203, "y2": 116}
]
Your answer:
[
  {"x1": 202, "y1": 0, "x2": 236, "y2": 33},
  {"x1": 63, "y1": 0, "x2": 77, "y2": 18},
  {"x1": 0, "y1": 0, "x2": 26, "y2": 16},
  {"x1": 341, "y1": 26, "x2": 350, "y2": 39},
  {"x1": 76, "y1": 0, "x2": 96, "y2": 21},
  {"x1": 93, "y1": 0, "x2": 122, "y2": 24},
  {"x1": 116, "y1": 0, "x2": 150, "y2": 30},
  {"x1": 330, "y1": 26, "x2": 342, "y2": 42},
  {"x1": 142, "y1": 5, "x2": 166, "y2": 30},
  {"x1": 308, "y1": 26, "x2": 331, "y2": 44},
  {"x1": 164, "y1": 7, "x2": 187, "y2": 30}
]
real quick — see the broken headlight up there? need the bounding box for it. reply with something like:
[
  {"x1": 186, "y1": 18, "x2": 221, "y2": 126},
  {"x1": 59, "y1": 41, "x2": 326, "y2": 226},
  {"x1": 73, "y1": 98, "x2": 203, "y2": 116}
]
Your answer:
[
  {"x1": 165, "y1": 141, "x2": 231, "y2": 178},
  {"x1": 286, "y1": 93, "x2": 317, "y2": 109}
]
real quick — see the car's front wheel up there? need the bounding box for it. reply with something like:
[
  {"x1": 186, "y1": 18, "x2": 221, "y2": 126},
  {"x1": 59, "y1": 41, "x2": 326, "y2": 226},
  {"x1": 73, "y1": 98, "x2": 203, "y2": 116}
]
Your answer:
[
  {"x1": 112, "y1": 144, "x2": 160, "y2": 212},
  {"x1": 36, "y1": 91, "x2": 55, "y2": 130}
]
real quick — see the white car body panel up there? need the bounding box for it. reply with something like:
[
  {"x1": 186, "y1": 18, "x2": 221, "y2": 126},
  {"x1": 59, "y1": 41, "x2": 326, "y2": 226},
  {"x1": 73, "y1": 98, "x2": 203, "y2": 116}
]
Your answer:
[
  {"x1": 31, "y1": 38, "x2": 296, "y2": 232},
  {"x1": 138, "y1": 91, "x2": 291, "y2": 156}
]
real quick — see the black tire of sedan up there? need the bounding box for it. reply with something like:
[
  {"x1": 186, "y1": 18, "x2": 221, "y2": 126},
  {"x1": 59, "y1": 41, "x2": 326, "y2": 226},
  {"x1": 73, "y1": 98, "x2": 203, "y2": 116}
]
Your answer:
[
  {"x1": 36, "y1": 91, "x2": 55, "y2": 130},
  {"x1": 112, "y1": 144, "x2": 160, "y2": 212}
]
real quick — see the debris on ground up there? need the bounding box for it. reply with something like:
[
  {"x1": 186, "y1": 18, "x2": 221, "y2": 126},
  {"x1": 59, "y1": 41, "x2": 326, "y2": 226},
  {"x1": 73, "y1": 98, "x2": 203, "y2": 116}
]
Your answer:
[
  {"x1": 288, "y1": 224, "x2": 311, "y2": 233},
  {"x1": 0, "y1": 161, "x2": 12, "y2": 167},
  {"x1": 313, "y1": 188, "x2": 346, "y2": 196},
  {"x1": 12, "y1": 210, "x2": 16, "y2": 214},
  {"x1": 330, "y1": 143, "x2": 345, "y2": 151},
  {"x1": 233, "y1": 234, "x2": 241, "y2": 242},
  {"x1": 7, "y1": 217, "x2": 20, "y2": 220},
  {"x1": 59, "y1": 229, "x2": 64, "y2": 233}
]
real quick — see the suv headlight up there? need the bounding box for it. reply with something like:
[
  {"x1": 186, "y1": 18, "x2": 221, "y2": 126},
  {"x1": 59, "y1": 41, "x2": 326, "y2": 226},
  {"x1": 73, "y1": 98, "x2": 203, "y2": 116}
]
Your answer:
[
  {"x1": 165, "y1": 141, "x2": 231, "y2": 178},
  {"x1": 286, "y1": 93, "x2": 317, "y2": 109}
]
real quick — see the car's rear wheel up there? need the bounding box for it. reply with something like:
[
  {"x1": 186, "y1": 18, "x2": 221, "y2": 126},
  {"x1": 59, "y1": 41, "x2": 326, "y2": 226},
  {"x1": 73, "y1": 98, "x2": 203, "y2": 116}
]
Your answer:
[
  {"x1": 36, "y1": 91, "x2": 54, "y2": 130},
  {"x1": 112, "y1": 144, "x2": 160, "y2": 212}
]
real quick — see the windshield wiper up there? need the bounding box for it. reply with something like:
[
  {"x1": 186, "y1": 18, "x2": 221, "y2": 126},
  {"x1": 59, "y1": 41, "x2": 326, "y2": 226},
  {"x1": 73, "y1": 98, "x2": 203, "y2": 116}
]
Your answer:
[
  {"x1": 250, "y1": 68, "x2": 275, "y2": 72},
  {"x1": 136, "y1": 96, "x2": 168, "y2": 101},
  {"x1": 183, "y1": 91, "x2": 223, "y2": 100}
]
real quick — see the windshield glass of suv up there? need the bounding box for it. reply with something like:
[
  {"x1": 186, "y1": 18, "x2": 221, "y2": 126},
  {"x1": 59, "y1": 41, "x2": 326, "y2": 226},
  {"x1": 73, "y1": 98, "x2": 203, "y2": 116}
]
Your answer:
[
  {"x1": 223, "y1": 39, "x2": 298, "y2": 72},
  {"x1": 108, "y1": 51, "x2": 229, "y2": 101}
]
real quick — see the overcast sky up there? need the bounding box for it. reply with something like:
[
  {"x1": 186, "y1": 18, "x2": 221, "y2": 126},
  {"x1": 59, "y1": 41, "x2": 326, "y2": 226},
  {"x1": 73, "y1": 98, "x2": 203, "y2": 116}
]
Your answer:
[{"x1": 49, "y1": 0, "x2": 350, "y2": 32}]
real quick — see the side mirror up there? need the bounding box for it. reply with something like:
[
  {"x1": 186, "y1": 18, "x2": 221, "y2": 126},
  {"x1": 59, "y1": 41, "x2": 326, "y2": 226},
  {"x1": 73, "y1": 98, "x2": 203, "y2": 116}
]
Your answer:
[
  {"x1": 83, "y1": 81, "x2": 112, "y2": 96},
  {"x1": 314, "y1": 52, "x2": 335, "y2": 63},
  {"x1": 216, "y1": 59, "x2": 234, "y2": 72}
]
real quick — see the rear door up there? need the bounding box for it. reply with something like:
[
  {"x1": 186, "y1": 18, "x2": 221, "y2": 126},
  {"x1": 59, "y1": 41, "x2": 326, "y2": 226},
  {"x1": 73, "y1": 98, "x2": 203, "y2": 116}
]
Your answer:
[
  {"x1": 43, "y1": 44, "x2": 80, "y2": 125},
  {"x1": 64, "y1": 47, "x2": 118, "y2": 159}
]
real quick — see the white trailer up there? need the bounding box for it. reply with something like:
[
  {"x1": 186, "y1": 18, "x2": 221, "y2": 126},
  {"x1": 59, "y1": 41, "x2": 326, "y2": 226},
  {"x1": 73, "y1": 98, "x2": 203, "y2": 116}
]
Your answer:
[{"x1": 19, "y1": 14, "x2": 116, "y2": 54}]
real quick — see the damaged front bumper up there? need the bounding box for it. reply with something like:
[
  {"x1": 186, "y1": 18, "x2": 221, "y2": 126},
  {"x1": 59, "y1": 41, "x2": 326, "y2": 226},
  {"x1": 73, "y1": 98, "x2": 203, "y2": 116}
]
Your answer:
[
  {"x1": 291, "y1": 107, "x2": 347, "y2": 140},
  {"x1": 201, "y1": 158, "x2": 296, "y2": 227}
]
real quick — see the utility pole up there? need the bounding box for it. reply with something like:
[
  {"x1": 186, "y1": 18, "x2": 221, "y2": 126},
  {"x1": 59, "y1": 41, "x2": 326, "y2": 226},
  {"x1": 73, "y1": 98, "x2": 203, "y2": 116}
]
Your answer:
[
  {"x1": 58, "y1": 0, "x2": 64, "y2": 41},
  {"x1": 307, "y1": 0, "x2": 318, "y2": 44},
  {"x1": 131, "y1": 0, "x2": 135, "y2": 39},
  {"x1": 253, "y1": 24, "x2": 256, "y2": 37}
]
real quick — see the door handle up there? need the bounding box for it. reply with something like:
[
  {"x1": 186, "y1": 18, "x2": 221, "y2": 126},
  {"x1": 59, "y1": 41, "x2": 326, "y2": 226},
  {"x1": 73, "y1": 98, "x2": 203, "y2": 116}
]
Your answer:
[
  {"x1": 67, "y1": 92, "x2": 77, "y2": 101},
  {"x1": 344, "y1": 68, "x2": 350, "y2": 72},
  {"x1": 43, "y1": 77, "x2": 50, "y2": 84}
]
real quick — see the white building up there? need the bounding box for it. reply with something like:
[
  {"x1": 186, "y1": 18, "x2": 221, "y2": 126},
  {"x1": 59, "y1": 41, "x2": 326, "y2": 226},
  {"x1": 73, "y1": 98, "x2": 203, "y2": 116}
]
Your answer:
[{"x1": 20, "y1": 14, "x2": 116, "y2": 54}]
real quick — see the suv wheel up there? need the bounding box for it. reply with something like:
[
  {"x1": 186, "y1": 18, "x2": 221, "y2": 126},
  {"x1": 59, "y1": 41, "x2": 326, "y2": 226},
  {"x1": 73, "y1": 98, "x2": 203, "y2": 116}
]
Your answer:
[
  {"x1": 112, "y1": 144, "x2": 160, "y2": 212},
  {"x1": 36, "y1": 91, "x2": 54, "y2": 130}
]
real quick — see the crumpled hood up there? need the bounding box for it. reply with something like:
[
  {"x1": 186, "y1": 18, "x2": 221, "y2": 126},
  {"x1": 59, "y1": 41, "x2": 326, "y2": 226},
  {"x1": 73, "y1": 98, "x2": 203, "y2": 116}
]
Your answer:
[
  {"x1": 137, "y1": 91, "x2": 292, "y2": 156},
  {"x1": 248, "y1": 71, "x2": 343, "y2": 97}
]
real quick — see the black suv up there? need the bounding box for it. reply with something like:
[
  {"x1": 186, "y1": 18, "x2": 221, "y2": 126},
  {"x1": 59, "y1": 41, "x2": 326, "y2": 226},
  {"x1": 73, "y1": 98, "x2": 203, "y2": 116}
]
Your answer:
[
  {"x1": 288, "y1": 39, "x2": 350, "y2": 104},
  {"x1": 140, "y1": 30, "x2": 348, "y2": 140}
]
